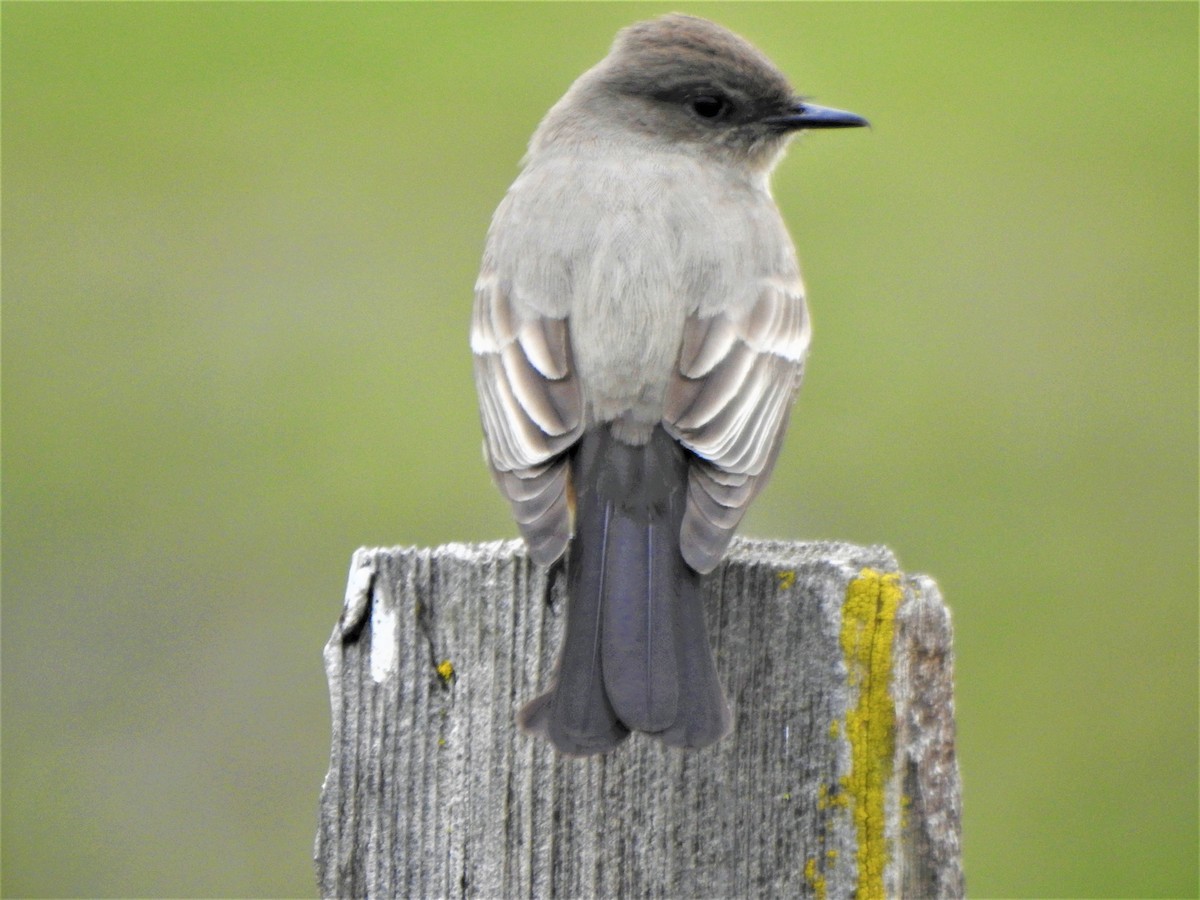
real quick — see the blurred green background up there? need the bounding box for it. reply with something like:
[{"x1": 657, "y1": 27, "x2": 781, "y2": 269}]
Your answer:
[{"x1": 3, "y1": 3, "x2": 1195, "y2": 897}]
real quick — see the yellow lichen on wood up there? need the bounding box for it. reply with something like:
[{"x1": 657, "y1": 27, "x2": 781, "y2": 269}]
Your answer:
[
  {"x1": 817, "y1": 782, "x2": 847, "y2": 811},
  {"x1": 804, "y1": 856, "x2": 827, "y2": 900},
  {"x1": 839, "y1": 568, "x2": 902, "y2": 900}
]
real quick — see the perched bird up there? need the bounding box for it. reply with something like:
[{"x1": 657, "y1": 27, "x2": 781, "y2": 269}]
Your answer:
[{"x1": 471, "y1": 14, "x2": 866, "y2": 755}]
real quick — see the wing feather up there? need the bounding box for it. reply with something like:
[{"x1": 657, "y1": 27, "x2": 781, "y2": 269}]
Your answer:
[
  {"x1": 472, "y1": 274, "x2": 583, "y2": 564},
  {"x1": 665, "y1": 277, "x2": 809, "y2": 573},
  {"x1": 670, "y1": 341, "x2": 759, "y2": 430},
  {"x1": 518, "y1": 318, "x2": 571, "y2": 380},
  {"x1": 500, "y1": 342, "x2": 572, "y2": 436},
  {"x1": 680, "y1": 314, "x2": 740, "y2": 378}
]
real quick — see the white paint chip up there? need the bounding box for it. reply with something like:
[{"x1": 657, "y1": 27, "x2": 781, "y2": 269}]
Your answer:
[{"x1": 370, "y1": 604, "x2": 398, "y2": 683}]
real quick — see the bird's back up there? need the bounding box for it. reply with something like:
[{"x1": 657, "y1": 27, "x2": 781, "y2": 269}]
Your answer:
[{"x1": 482, "y1": 146, "x2": 800, "y2": 444}]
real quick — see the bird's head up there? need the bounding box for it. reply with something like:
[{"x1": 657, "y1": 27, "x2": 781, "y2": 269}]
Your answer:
[{"x1": 533, "y1": 14, "x2": 867, "y2": 172}]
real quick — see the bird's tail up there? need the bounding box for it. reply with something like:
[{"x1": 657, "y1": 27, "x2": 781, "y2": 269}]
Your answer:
[{"x1": 519, "y1": 426, "x2": 731, "y2": 755}]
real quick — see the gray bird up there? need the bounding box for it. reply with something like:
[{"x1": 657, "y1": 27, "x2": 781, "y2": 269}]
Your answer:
[{"x1": 471, "y1": 14, "x2": 866, "y2": 755}]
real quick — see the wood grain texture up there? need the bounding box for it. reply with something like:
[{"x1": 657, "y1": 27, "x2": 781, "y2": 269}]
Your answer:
[{"x1": 315, "y1": 539, "x2": 963, "y2": 899}]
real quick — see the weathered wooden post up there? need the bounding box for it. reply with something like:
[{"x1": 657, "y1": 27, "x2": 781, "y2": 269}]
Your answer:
[{"x1": 315, "y1": 538, "x2": 963, "y2": 898}]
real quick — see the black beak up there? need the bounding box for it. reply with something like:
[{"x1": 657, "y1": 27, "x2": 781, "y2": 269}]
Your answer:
[{"x1": 764, "y1": 100, "x2": 869, "y2": 131}]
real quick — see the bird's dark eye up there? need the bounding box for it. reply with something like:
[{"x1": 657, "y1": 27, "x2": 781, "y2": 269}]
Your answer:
[{"x1": 689, "y1": 95, "x2": 729, "y2": 119}]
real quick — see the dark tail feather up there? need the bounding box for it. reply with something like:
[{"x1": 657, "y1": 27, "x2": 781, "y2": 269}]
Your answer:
[
  {"x1": 655, "y1": 561, "x2": 732, "y2": 748},
  {"x1": 519, "y1": 426, "x2": 730, "y2": 754},
  {"x1": 520, "y1": 496, "x2": 631, "y2": 755}
]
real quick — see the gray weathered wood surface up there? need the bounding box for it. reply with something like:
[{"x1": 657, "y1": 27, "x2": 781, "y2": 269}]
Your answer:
[{"x1": 315, "y1": 538, "x2": 963, "y2": 899}]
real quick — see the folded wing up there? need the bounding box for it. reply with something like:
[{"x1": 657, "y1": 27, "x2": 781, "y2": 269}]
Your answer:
[
  {"x1": 664, "y1": 277, "x2": 810, "y2": 573},
  {"x1": 471, "y1": 274, "x2": 584, "y2": 564}
]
